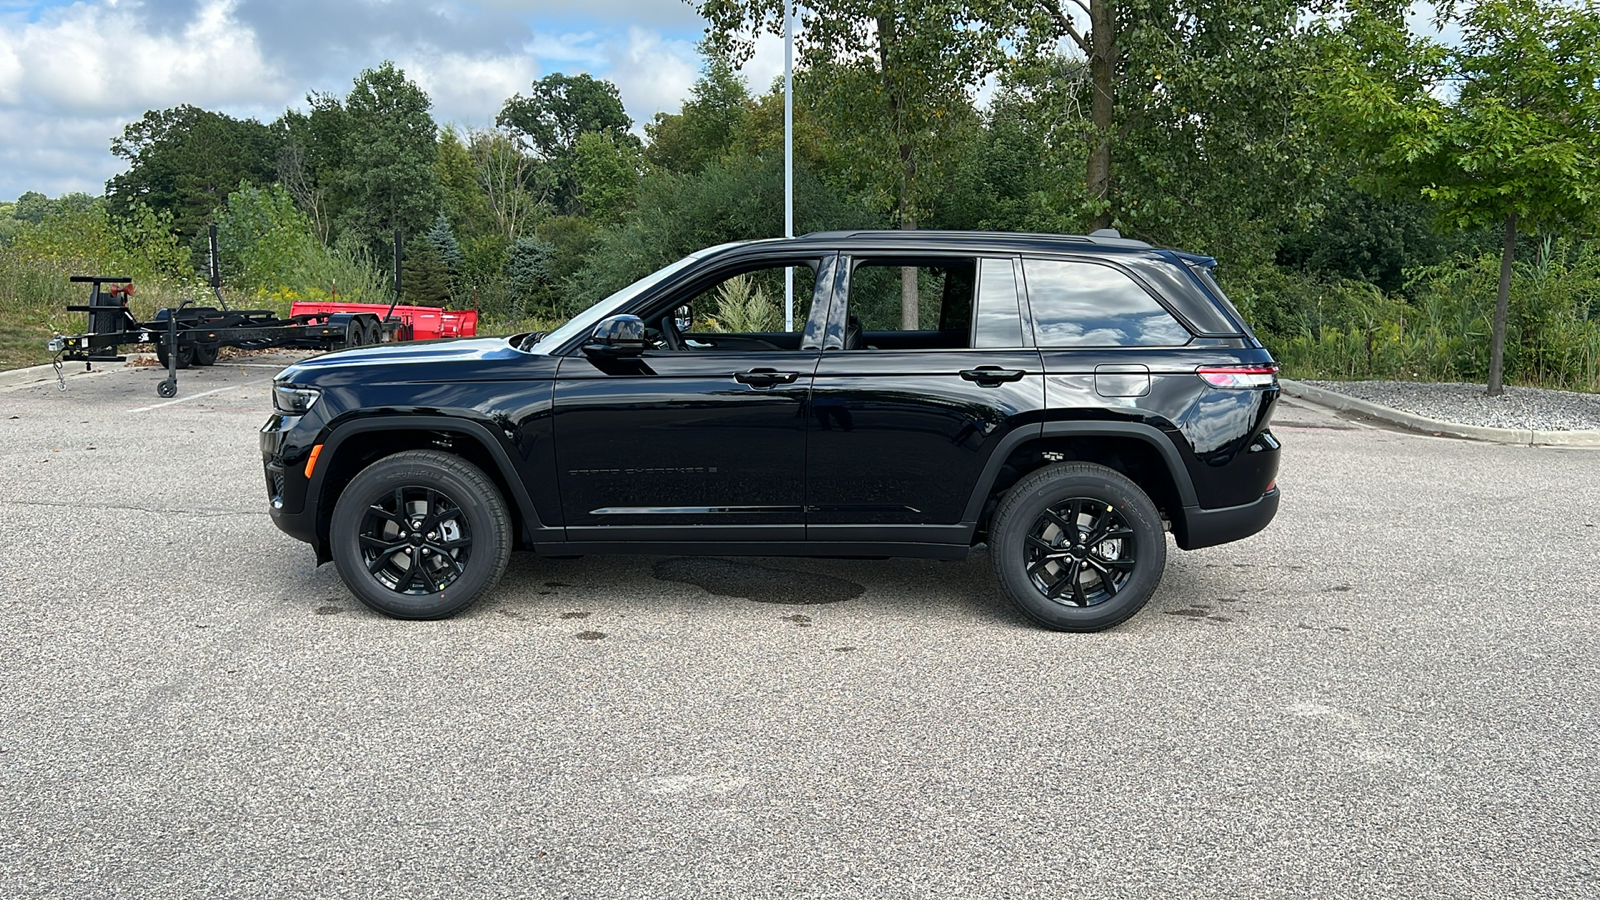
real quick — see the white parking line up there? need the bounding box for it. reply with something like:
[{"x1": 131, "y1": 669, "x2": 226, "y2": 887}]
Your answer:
[{"x1": 127, "y1": 381, "x2": 258, "y2": 413}]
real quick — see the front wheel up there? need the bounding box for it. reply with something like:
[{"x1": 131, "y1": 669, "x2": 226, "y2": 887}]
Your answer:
[
  {"x1": 330, "y1": 450, "x2": 513, "y2": 619},
  {"x1": 989, "y1": 463, "x2": 1167, "y2": 632}
]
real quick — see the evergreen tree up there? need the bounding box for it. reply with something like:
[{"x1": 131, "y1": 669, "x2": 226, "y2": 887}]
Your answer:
[{"x1": 427, "y1": 213, "x2": 464, "y2": 275}]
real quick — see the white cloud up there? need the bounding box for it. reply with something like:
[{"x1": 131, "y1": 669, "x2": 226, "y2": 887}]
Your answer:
[
  {"x1": 512, "y1": 25, "x2": 700, "y2": 129},
  {"x1": 396, "y1": 49, "x2": 538, "y2": 126},
  {"x1": 0, "y1": 0, "x2": 286, "y2": 114},
  {"x1": 0, "y1": 108, "x2": 128, "y2": 196},
  {"x1": 608, "y1": 26, "x2": 698, "y2": 120},
  {"x1": 741, "y1": 28, "x2": 785, "y2": 96},
  {"x1": 0, "y1": 1, "x2": 723, "y2": 198}
]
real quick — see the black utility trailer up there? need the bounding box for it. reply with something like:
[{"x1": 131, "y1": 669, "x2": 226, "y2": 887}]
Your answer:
[
  {"x1": 47, "y1": 228, "x2": 410, "y2": 398},
  {"x1": 47, "y1": 276, "x2": 404, "y2": 398}
]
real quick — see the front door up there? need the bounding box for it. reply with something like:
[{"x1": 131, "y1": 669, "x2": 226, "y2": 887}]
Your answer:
[{"x1": 552, "y1": 256, "x2": 828, "y2": 543}]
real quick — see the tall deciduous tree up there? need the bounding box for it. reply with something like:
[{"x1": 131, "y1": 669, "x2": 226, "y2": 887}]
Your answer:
[
  {"x1": 336, "y1": 62, "x2": 442, "y2": 259},
  {"x1": 698, "y1": 0, "x2": 1030, "y2": 326},
  {"x1": 497, "y1": 73, "x2": 637, "y2": 214},
  {"x1": 107, "y1": 105, "x2": 278, "y2": 241},
  {"x1": 466, "y1": 128, "x2": 543, "y2": 242},
  {"x1": 1317, "y1": 0, "x2": 1600, "y2": 394},
  {"x1": 275, "y1": 91, "x2": 349, "y2": 244},
  {"x1": 646, "y1": 48, "x2": 753, "y2": 174}
]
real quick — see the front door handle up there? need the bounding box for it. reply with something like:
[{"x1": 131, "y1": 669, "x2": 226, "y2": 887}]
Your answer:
[
  {"x1": 959, "y1": 366, "x2": 1026, "y2": 386},
  {"x1": 735, "y1": 368, "x2": 799, "y2": 387}
]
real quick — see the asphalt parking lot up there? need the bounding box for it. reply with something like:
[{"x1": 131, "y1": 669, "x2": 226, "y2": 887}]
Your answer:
[{"x1": 1, "y1": 355, "x2": 1596, "y2": 899}]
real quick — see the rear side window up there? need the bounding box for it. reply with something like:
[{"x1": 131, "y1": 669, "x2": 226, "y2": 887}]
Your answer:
[{"x1": 1023, "y1": 259, "x2": 1192, "y2": 347}]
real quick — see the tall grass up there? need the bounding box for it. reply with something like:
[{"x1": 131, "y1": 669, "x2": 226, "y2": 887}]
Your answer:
[{"x1": 1265, "y1": 238, "x2": 1600, "y2": 392}]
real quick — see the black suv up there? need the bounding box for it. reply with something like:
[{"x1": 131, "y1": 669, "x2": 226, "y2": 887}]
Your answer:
[{"x1": 261, "y1": 230, "x2": 1280, "y2": 631}]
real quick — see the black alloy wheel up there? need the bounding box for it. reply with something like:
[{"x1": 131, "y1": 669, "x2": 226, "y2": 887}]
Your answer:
[
  {"x1": 330, "y1": 450, "x2": 512, "y2": 619},
  {"x1": 990, "y1": 462, "x2": 1167, "y2": 632},
  {"x1": 1025, "y1": 498, "x2": 1139, "y2": 607},
  {"x1": 359, "y1": 486, "x2": 474, "y2": 595}
]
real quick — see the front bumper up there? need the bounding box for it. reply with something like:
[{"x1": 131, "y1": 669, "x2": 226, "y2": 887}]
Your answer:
[{"x1": 261, "y1": 413, "x2": 319, "y2": 546}]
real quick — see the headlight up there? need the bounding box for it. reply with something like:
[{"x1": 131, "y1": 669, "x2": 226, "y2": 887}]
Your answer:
[{"x1": 273, "y1": 385, "x2": 321, "y2": 415}]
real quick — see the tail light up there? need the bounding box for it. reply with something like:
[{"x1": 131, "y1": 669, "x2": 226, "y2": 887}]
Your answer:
[{"x1": 1196, "y1": 364, "x2": 1279, "y2": 388}]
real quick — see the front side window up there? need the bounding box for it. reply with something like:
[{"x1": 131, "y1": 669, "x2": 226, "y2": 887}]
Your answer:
[
  {"x1": 643, "y1": 260, "x2": 818, "y2": 351},
  {"x1": 1024, "y1": 258, "x2": 1192, "y2": 348}
]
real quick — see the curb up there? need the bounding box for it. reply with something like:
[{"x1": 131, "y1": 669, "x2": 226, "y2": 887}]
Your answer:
[
  {"x1": 1280, "y1": 378, "x2": 1600, "y2": 449},
  {"x1": 0, "y1": 359, "x2": 124, "y2": 393}
]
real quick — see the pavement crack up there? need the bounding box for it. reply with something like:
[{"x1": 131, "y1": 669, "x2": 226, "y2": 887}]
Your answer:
[{"x1": 1, "y1": 498, "x2": 257, "y2": 518}]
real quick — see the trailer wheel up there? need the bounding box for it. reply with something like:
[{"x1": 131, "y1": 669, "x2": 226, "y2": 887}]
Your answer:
[
  {"x1": 344, "y1": 319, "x2": 366, "y2": 348},
  {"x1": 155, "y1": 341, "x2": 193, "y2": 369},
  {"x1": 191, "y1": 341, "x2": 219, "y2": 366},
  {"x1": 330, "y1": 450, "x2": 513, "y2": 619},
  {"x1": 362, "y1": 318, "x2": 382, "y2": 345}
]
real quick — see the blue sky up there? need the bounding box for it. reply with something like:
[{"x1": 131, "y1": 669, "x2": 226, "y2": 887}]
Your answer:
[{"x1": 0, "y1": 0, "x2": 791, "y2": 199}]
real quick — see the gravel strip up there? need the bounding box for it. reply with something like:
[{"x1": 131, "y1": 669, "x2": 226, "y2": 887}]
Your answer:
[{"x1": 1304, "y1": 380, "x2": 1600, "y2": 431}]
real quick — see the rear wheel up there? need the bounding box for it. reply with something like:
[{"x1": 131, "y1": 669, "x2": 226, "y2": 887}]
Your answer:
[
  {"x1": 330, "y1": 450, "x2": 512, "y2": 619},
  {"x1": 190, "y1": 340, "x2": 218, "y2": 366},
  {"x1": 989, "y1": 462, "x2": 1167, "y2": 632},
  {"x1": 155, "y1": 341, "x2": 193, "y2": 369},
  {"x1": 362, "y1": 318, "x2": 382, "y2": 345},
  {"x1": 344, "y1": 319, "x2": 366, "y2": 348}
]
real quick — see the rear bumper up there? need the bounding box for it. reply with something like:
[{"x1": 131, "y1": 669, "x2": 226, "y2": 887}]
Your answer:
[{"x1": 1174, "y1": 487, "x2": 1280, "y2": 550}]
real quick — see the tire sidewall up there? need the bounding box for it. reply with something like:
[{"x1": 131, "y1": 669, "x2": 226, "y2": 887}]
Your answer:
[
  {"x1": 992, "y1": 466, "x2": 1167, "y2": 632},
  {"x1": 330, "y1": 454, "x2": 508, "y2": 619}
]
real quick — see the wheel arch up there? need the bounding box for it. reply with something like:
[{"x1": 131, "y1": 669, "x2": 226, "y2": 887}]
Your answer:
[
  {"x1": 963, "y1": 422, "x2": 1198, "y2": 541},
  {"x1": 308, "y1": 415, "x2": 545, "y2": 561}
]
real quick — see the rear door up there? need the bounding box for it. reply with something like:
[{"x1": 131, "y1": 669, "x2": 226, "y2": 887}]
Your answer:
[{"x1": 806, "y1": 254, "x2": 1045, "y2": 543}]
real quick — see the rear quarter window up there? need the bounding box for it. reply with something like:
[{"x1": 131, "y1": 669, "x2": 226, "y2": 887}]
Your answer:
[{"x1": 1023, "y1": 258, "x2": 1193, "y2": 348}]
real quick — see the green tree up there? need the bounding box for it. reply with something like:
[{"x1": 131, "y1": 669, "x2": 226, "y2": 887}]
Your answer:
[
  {"x1": 436, "y1": 126, "x2": 493, "y2": 239},
  {"x1": 14, "y1": 197, "x2": 189, "y2": 282},
  {"x1": 275, "y1": 91, "x2": 349, "y2": 244},
  {"x1": 466, "y1": 127, "x2": 544, "y2": 242},
  {"x1": 699, "y1": 0, "x2": 1034, "y2": 326},
  {"x1": 572, "y1": 131, "x2": 644, "y2": 224},
  {"x1": 214, "y1": 183, "x2": 389, "y2": 303},
  {"x1": 1317, "y1": 0, "x2": 1600, "y2": 394},
  {"x1": 427, "y1": 213, "x2": 464, "y2": 274},
  {"x1": 402, "y1": 237, "x2": 452, "y2": 305},
  {"x1": 336, "y1": 62, "x2": 443, "y2": 259},
  {"x1": 106, "y1": 105, "x2": 278, "y2": 241},
  {"x1": 645, "y1": 48, "x2": 753, "y2": 174},
  {"x1": 497, "y1": 73, "x2": 637, "y2": 214}
]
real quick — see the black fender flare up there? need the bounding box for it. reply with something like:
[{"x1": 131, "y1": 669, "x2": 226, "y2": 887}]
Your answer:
[
  {"x1": 960, "y1": 421, "x2": 1199, "y2": 525},
  {"x1": 308, "y1": 413, "x2": 548, "y2": 545}
]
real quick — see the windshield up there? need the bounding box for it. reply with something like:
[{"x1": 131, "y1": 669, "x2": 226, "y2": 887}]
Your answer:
[{"x1": 521, "y1": 250, "x2": 714, "y2": 353}]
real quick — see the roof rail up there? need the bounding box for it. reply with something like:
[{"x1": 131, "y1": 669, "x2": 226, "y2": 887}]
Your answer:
[{"x1": 796, "y1": 229, "x2": 1152, "y2": 249}]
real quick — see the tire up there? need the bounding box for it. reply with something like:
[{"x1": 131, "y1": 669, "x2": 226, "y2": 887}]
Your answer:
[
  {"x1": 330, "y1": 450, "x2": 513, "y2": 619},
  {"x1": 191, "y1": 341, "x2": 219, "y2": 366},
  {"x1": 989, "y1": 462, "x2": 1167, "y2": 632},
  {"x1": 344, "y1": 319, "x2": 366, "y2": 348},
  {"x1": 362, "y1": 318, "x2": 382, "y2": 345},
  {"x1": 155, "y1": 341, "x2": 193, "y2": 370}
]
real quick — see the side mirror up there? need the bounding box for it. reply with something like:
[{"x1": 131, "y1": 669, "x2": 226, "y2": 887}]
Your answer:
[
  {"x1": 583, "y1": 314, "x2": 647, "y2": 357},
  {"x1": 673, "y1": 305, "x2": 693, "y2": 333}
]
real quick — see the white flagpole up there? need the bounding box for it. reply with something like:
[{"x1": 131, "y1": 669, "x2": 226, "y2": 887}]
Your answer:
[{"x1": 784, "y1": 0, "x2": 795, "y2": 331}]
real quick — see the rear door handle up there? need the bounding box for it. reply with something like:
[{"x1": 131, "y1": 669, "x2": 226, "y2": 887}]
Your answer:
[
  {"x1": 735, "y1": 368, "x2": 799, "y2": 386},
  {"x1": 959, "y1": 366, "x2": 1026, "y2": 386}
]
